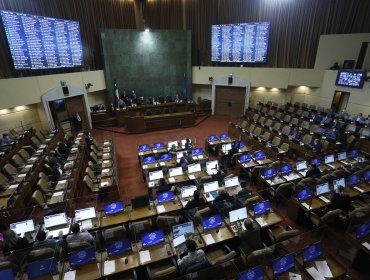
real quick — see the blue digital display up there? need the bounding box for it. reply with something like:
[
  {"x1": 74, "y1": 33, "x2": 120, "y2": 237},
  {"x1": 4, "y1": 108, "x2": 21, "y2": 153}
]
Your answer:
[
  {"x1": 350, "y1": 149, "x2": 359, "y2": 158},
  {"x1": 238, "y1": 266, "x2": 264, "y2": 280},
  {"x1": 157, "y1": 191, "x2": 175, "y2": 203},
  {"x1": 141, "y1": 230, "x2": 164, "y2": 248},
  {"x1": 211, "y1": 22, "x2": 270, "y2": 63},
  {"x1": 0, "y1": 268, "x2": 13, "y2": 280},
  {"x1": 138, "y1": 144, "x2": 150, "y2": 152},
  {"x1": 68, "y1": 247, "x2": 96, "y2": 269},
  {"x1": 106, "y1": 239, "x2": 132, "y2": 256},
  {"x1": 264, "y1": 168, "x2": 277, "y2": 179},
  {"x1": 280, "y1": 164, "x2": 293, "y2": 175},
  {"x1": 363, "y1": 170, "x2": 370, "y2": 181},
  {"x1": 202, "y1": 214, "x2": 222, "y2": 231},
  {"x1": 208, "y1": 135, "x2": 218, "y2": 142},
  {"x1": 302, "y1": 242, "x2": 323, "y2": 263},
  {"x1": 297, "y1": 188, "x2": 311, "y2": 201},
  {"x1": 220, "y1": 133, "x2": 229, "y2": 140},
  {"x1": 349, "y1": 174, "x2": 360, "y2": 185},
  {"x1": 311, "y1": 158, "x2": 321, "y2": 166},
  {"x1": 326, "y1": 130, "x2": 337, "y2": 139},
  {"x1": 335, "y1": 70, "x2": 366, "y2": 89},
  {"x1": 253, "y1": 201, "x2": 270, "y2": 215},
  {"x1": 240, "y1": 153, "x2": 251, "y2": 162},
  {"x1": 238, "y1": 141, "x2": 246, "y2": 148},
  {"x1": 26, "y1": 257, "x2": 57, "y2": 279},
  {"x1": 272, "y1": 253, "x2": 295, "y2": 276},
  {"x1": 192, "y1": 148, "x2": 203, "y2": 156},
  {"x1": 104, "y1": 201, "x2": 124, "y2": 215},
  {"x1": 0, "y1": 10, "x2": 83, "y2": 70},
  {"x1": 143, "y1": 156, "x2": 156, "y2": 164},
  {"x1": 356, "y1": 222, "x2": 370, "y2": 239},
  {"x1": 254, "y1": 151, "x2": 266, "y2": 160},
  {"x1": 160, "y1": 153, "x2": 172, "y2": 161},
  {"x1": 153, "y1": 143, "x2": 165, "y2": 150}
]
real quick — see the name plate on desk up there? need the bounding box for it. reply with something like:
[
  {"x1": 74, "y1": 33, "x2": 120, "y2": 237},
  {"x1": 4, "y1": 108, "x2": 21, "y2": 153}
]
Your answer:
[
  {"x1": 255, "y1": 217, "x2": 268, "y2": 227},
  {"x1": 203, "y1": 234, "x2": 215, "y2": 245},
  {"x1": 301, "y1": 202, "x2": 312, "y2": 210},
  {"x1": 156, "y1": 205, "x2": 166, "y2": 214}
]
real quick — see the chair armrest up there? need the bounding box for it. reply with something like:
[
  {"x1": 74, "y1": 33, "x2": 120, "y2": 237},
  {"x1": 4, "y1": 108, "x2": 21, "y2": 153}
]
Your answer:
[
  {"x1": 222, "y1": 244, "x2": 232, "y2": 253},
  {"x1": 146, "y1": 265, "x2": 153, "y2": 280}
]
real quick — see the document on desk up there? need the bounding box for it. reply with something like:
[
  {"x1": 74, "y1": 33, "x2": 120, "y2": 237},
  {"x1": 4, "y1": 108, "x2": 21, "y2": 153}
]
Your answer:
[
  {"x1": 53, "y1": 191, "x2": 64, "y2": 197},
  {"x1": 156, "y1": 205, "x2": 166, "y2": 214},
  {"x1": 63, "y1": 270, "x2": 76, "y2": 280},
  {"x1": 203, "y1": 234, "x2": 215, "y2": 245},
  {"x1": 319, "y1": 196, "x2": 330, "y2": 203},
  {"x1": 188, "y1": 174, "x2": 195, "y2": 180},
  {"x1": 198, "y1": 155, "x2": 203, "y2": 159},
  {"x1": 168, "y1": 177, "x2": 175, "y2": 183},
  {"x1": 8, "y1": 184, "x2": 18, "y2": 189},
  {"x1": 306, "y1": 267, "x2": 325, "y2": 280},
  {"x1": 104, "y1": 260, "x2": 116, "y2": 275},
  {"x1": 301, "y1": 202, "x2": 311, "y2": 210},
  {"x1": 362, "y1": 242, "x2": 370, "y2": 250},
  {"x1": 354, "y1": 186, "x2": 364, "y2": 193},
  {"x1": 81, "y1": 219, "x2": 93, "y2": 230},
  {"x1": 315, "y1": 260, "x2": 333, "y2": 278},
  {"x1": 102, "y1": 168, "x2": 110, "y2": 173},
  {"x1": 139, "y1": 250, "x2": 151, "y2": 264},
  {"x1": 148, "y1": 182, "x2": 155, "y2": 188},
  {"x1": 103, "y1": 160, "x2": 110, "y2": 164},
  {"x1": 255, "y1": 217, "x2": 268, "y2": 227},
  {"x1": 142, "y1": 165, "x2": 148, "y2": 169},
  {"x1": 58, "y1": 179, "x2": 67, "y2": 185},
  {"x1": 289, "y1": 272, "x2": 302, "y2": 280}
]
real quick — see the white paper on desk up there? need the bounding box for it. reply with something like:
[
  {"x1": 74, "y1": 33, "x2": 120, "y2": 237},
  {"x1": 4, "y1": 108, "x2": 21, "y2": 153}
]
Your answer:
[
  {"x1": 315, "y1": 260, "x2": 333, "y2": 278},
  {"x1": 168, "y1": 177, "x2": 175, "y2": 183},
  {"x1": 53, "y1": 191, "x2": 64, "y2": 196},
  {"x1": 58, "y1": 179, "x2": 67, "y2": 184},
  {"x1": 188, "y1": 174, "x2": 195, "y2": 180},
  {"x1": 101, "y1": 181, "x2": 109, "y2": 187},
  {"x1": 29, "y1": 157, "x2": 37, "y2": 161},
  {"x1": 148, "y1": 182, "x2": 155, "y2": 187},
  {"x1": 143, "y1": 165, "x2": 148, "y2": 169},
  {"x1": 25, "y1": 164, "x2": 33, "y2": 168},
  {"x1": 63, "y1": 270, "x2": 76, "y2": 280},
  {"x1": 203, "y1": 234, "x2": 215, "y2": 245},
  {"x1": 140, "y1": 250, "x2": 151, "y2": 263},
  {"x1": 102, "y1": 168, "x2": 110, "y2": 173},
  {"x1": 255, "y1": 217, "x2": 267, "y2": 227},
  {"x1": 156, "y1": 205, "x2": 166, "y2": 214},
  {"x1": 362, "y1": 242, "x2": 370, "y2": 250},
  {"x1": 81, "y1": 219, "x2": 93, "y2": 230},
  {"x1": 354, "y1": 186, "x2": 364, "y2": 193},
  {"x1": 301, "y1": 202, "x2": 311, "y2": 210},
  {"x1": 18, "y1": 173, "x2": 26, "y2": 178},
  {"x1": 9, "y1": 184, "x2": 18, "y2": 189},
  {"x1": 198, "y1": 155, "x2": 203, "y2": 159},
  {"x1": 103, "y1": 153, "x2": 110, "y2": 156},
  {"x1": 104, "y1": 260, "x2": 116, "y2": 275},
  {"x1": 160, "y1": 162, "x2": 165, "y2": 166},
  {"x1": 103, "y1": 160, "x2": 110, "y2": 164},
  {"x1": 306, "y1": 267, "x2": 325, "y2": 280},
  {"x1": 289, "y1": 272, "x2": 302, "y2": 280}
]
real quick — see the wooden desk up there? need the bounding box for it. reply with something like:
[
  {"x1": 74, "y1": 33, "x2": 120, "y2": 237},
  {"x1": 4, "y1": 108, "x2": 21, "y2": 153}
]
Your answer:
[
  {"x1": 129, "y1": 205, "x2": 157, "y2": 221},
  {"x1": 136, "y1": 237, "x2": 174, "y2": 265},
  {"x1": 61, "y1": 262, "x2": 101, "y2": 280},
  {"x1": 0, "y1": 183, "x2": 19, "y2": 198},
  {"x1": 101, "y1": 250, "x2": 140, "y2": 277},
  {"x1": 100, "y1": 211, "x2": 130, "y2": 228},
  {"x1": 187, "y1": 170, "x2": 209, "y2": 181},
  {"x1": 166, "y1": 174, "x2": 190, "y2": 185},
  {"x1": 286, "y1": 197, "x2": 326, "y2": 224},
  {"x1": 198, "y1": 224, "x2": 234, "y2": 246},
  {"x1": 250, "y1": 211, "x2": 284, "y2": 228},
  {"x1": 20, "y1": 261, "x2": 65, "y2": 280},
  {"x1": 155, "y1": 200, "x2": 183, "y2": 215},
  {"x1": 265, "y1": 266, "x2": 304, "y2": 280}
]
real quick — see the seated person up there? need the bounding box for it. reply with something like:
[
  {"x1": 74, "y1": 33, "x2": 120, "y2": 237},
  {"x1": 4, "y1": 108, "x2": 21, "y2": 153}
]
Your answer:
[
  {"x1": 50, "y1": 163, "x2": 63, "y2": 182},
  {"x1": 176, "y1": 239, "x2": 208, "y2": 273},
  {"x1": 118, "y1": 98, "x2": 126, "y2": 109},
  {"x1": 289, "y1": 127, "x2": 303, "y2": 141},
  {"x1": 180, "y1": 152, "x2": 192, "y2": 167},
  {"x1": 1, "y1": 133, "x2": 13, "y2": 146},
  {"x1": 305, "y1": 163, "x2": 321, "y2": 178},
  {"x1": 213, "y1": 169, "x2": 226, "y2": 183},
  {"x1": 330, "y1": 185, "x2": 350, "y2": 213},
  {"x1": 185, "y1": 139, "x2": 193, "y2": 152},
  {"x1": 309, "y1": 138, "x2": 322, "y2": 152},
  {"x1": 185, "y1": 190, "x2": 206, "y2": 209},
  {"x1": 48, "y1": 151, "x2": 64, "y2": 168},
  {"x1": 156, "y1": 178, "x2": 171, "y2": 194},
  {"x1": 214, "y1": 190, "x2": 231, "y2": 203},
  {"x1": 33, "y1": 230, "x2": 63, "y2": 250},
  {"x1": 2, "y1": 228, "x2": 30, "y2": 256},
  {"x1": 238, "y1": 218, "x2": 262, "y2": 253},
  {"x1": 332, "y1": 119, "x2": 341, "y2": 130},
  {"x1": 321, "y1": 115, "x2": 333, "y2": 126},
  {"x1": 355, "y1": 113, "x2": 366, "y2": 125},
  {"x1": 66, "y1": 223, "x2": 94, "y2": 245}
]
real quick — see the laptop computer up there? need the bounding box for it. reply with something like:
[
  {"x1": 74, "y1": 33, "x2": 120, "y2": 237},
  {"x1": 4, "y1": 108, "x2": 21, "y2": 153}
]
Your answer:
[
  {"x1": 355, "y1": 222, "x2": 370, "y2": 239},
  {"x1": 296, "y1": 160, "x2": 308, "y2": 176},
  {"x1": 333, "y1": 178, "x2": 345, "y2": 192},
  {"x1": 143, "y1": 155, "x2": 156, "y2": 165},
  {"x1": 192, "y1": 148, "x2": 203, "y2": 159},
  {"x1": 253, "y1": 201, "x2": 270, "y2": 216},
  {"x1": 204, "y1": 181, "x2": 219, "y2": 201},
  {"x1": 172, "y1": 221, "x2": 195, "y2": 238},
  {"x1": 167, "y1": 140, "x2": 178, "y2": 150},
  {"x1": 10, "y1": 219, "x2": 35, "y2": 236},
  {"x1": 0, "y1": 268, "x2": 14, "y2": 280},
  {"x1": 160, "y1": 153, "x2": 172, "y2": 162},
  {"x1": 263, "y1": 168, "x2": 277, "y2": 180},
  {"x1": 363, "y1": 170, "x2": 370, "y2": 181},
  {"x1": 316, "y1": 183, "x2": 331, "y2": 203},
  {"x1": 141, "y1": 230, "x2": 165, "y2": 248},
  {"x1": 138, "y1": 144, "x2": 150, "y2": 153},
  {"x1": 229, "y1": 207, "x2": 247, "y2": 232},
  {"x1": 297, "y1": 188, "x2": 311, "y2": 202},
  {"x1": 324, "y1": 154, "x2": 335, "y2": 168},
  {"x1": 149, "y1": 170, "x2": 164, "y2": 182},
  {"x1": 106, "y1": 239, "x2": 132, "y2": 256},
  {"x1": 349, "y1": 149, "x2": 359, "y2": 159},
  {"x1": 206, "y1": 160, "x2": 218, "y2": 175},
  {"x1": 254, "y1": 151, "x2": 267, "y2": 164},
  {"x1": 348, "y1": 174, "x2": 360, "y2": 186},
  {"x1": 272, "y1": 253, "x2": 295, "y2": 277},
  {"x1": 104, "y1": 201, "x2": 124, "y2": 215},
  {"x1": 26, "y1": 257, "x2": 58, "y2": 279},
  {"x1": 220, "y1": 133, "x2": 229, "y2": 140},
  {"x1": 68, "y1": 247, "x2": 96, "y2": 269},
  {"x1": 224, "y1": 176, "x2": 239, "y2": 188},
  {"x1": 239, "y1": 153, "x2": 251, "y2": 163},
  {"x1": 181, "y1": 185, "x2": 197, "y2": 201},
  {"x1": 172, "y1": 234, "x2": 186, "y2": 252},
  {"x1": 311, "y1": 158, "x2": 321, "y2": 167},
  {"x1": 169, "y1": 167, "x2": 183, "y2": 178},
  {"x1": 337, "y1": 151, "x2": 347, "y2": 161},
  {"x1": 208, "y1": 135, "x2": 218, "y2": 142},
  {"x1": 44, "y1": 213, "x2": 67, "y2": 229},
  {"x1": 75, "y1": 207, "x2": 96, "y2": 222},
  {"x1": 202, "y1": 214, "x2": 222, "y2": 231},
  {"x1": 302, "y1": 242, "x2": 323, "y2": 263},
  {"x1": 153, "y1": 142, "x2": 165, "y2": 150},
  {"x1": 188, "y1": 163, "x2": 201, "y2": 175},
  {"x1": 238, "y1": 266, "x2": 264, "y2": 280},
  {"x1": 157, "y1": 191, "x2": 175, "y2": 203}
]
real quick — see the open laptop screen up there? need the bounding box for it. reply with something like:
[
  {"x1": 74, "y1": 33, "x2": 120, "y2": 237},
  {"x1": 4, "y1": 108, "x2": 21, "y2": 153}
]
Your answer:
[
  {"x1": 181, "y1": 185, "x2": 197, "y2": 198},
  {"x1": 143, "y1": 156, "x2": 156, "y2": 164},
  {"x1": 157, "y1": 191, "x2": 175, "y2": 203},
  {"x1": 167, "y1": 141, "x2": 178, "y2": 148},
  {"x1": 355, "y1": 222, "x2": 370, "y2": 239},
  {"x1": 160, "y1": 153, "x2": 172, "y2": 161},
  {"x1": 208, "y1": 135, "x2": 217, "y2": 142},
  {"x1": 169, "y1": 167, "x2": 183, "y2": 177},
  {"x1": 296, "y1": 161, "x2": 307, "y2": 171},
  {"x1": 337, "y1": 151, "x2": 347, "y2": 161},
  {"x1": 225, "y1": 176, "x2": 239, "y2": 188},
  {"x1": 204, "y1": 181, "x2": 219, "y2": 193},
  {"x1": 172, "y1": 221, "x2": 194, "y2": 238},
  {"x1": 26, "y1": 257, "x2": 57, "y2": 279},
  {"x1": 311, "y1": 158, "x2": 321, "y2": 166},
  {"x1": 44, "y1": 213, "x2": 67, "y2": 228},
  {"x1": 280, "y1": 164, "x2": 293, "y2": 175},
  {"x1": 316, "y1": 183, "x2": 330, "y2": 196},
  {"x1": 74, "y1": 207, "x2": 96, "y2": 222},
  {"x1": 264, "y1": 168, "x2": 276, "y2": 179},
  {"x1": 364, "y1": 170, "x2": 370, "y2": 181},
  {"x1": 68, "y1": 247, "x2": 96, "y2": 269},
  {"x1": 141, "y1": 230, "x2": 165, "y2": 248},
  {"x1": 324, "y1": 154, "x2": 334, "y2": 164},
  {"x1": 229, "y1": 207, "x2": 247, "y2": 223},
  {"x1": 350, "y1": 149, "x2": 359, "y2": 158},
  {"x1": 272, "y1": 253, "x2": 295, "y2": 276},
  {"x1": 302, "y1": 242, "x2": 323, "y2": 263},
  {"x1": 0, "y1": 268, "x2": 14, "y2": 280},
  {"x1": 240, "y1": 153, "x2": 251, "y2": 163},
  {"x1": 138, "y1": 144, "x2": 150, "y2": 152},
  {"x1": 220, "y1": 133, "x2": 229, "y2": 140},
  {"x1": 348, "y1": 174, "x2": 360, "y2": 185},
  {"x1": 188, "y1": 163, "x2": 201, "y2": 174},
  {"x1": 253, "y1": 201, "x2": 270, "y2": 215},
  {"x1": 202, "y1": 214, "x2": 222, "y2": 231},
  {"x1": 10, "y1": 220, "x2": 34, "y2": 235},
  {"x1": 106, "y1": 239, "x2": 132, "y2": 256},
  {"x1": 206, "y1": 160, "x2": 218, "y2": 170},
  {"x1": 333, "y1": 178, "x2": 345, "y2": 192},
  {"x1": 254, "y1": 151, "x2": 266, "y2": 160},
  {"x1": 104, "y1": 201, "x2": 124, "y2": 215},
  {"x1": 192, "y1": 148, "x2": 203, "y2": 156},
  {"x1": 238, "y1": 266, "x2": 264, "y2": 280},
  {"x1": 149, "y1": 170, "x2": 164, "y2": 181},
  {"x1": 297, "y1": 188, "x2": 311, "y2": 201},
  {"x1": 153, "y1": 142, "x2": 165, "y2": 150}
]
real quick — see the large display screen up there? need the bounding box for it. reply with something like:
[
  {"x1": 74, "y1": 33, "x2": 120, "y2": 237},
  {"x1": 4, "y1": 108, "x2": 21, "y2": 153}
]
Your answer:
[
  {"x1": 335, "y1": 70, "x2": 366, "y2": 89},
  {"x1": 0, "y1": 10, "x2": 83, "y2": 70},
  {"x1": 211, "y1": 22, "x2": 270, "y2": 63}
]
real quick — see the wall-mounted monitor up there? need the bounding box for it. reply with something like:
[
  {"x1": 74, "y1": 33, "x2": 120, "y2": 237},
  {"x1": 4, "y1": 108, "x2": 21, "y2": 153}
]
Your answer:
[
  {"x1": 0, "y1": 10, "x2": 83, "y2": 70},
  {"x1": 211, "y1": 22, "x2": 270, "y2": 63},
  {"x1": 335, "y1": 70, "x2": 366, "y2": 89}
]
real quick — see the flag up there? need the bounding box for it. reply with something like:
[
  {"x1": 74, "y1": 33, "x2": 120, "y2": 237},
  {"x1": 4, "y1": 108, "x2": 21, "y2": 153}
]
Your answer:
[
  {"x1": 113, "y1": 80, "x2": 120, "y2": 106},
  {"x1": 182, "y1": 73, "x2": 187, "y2": 101}
]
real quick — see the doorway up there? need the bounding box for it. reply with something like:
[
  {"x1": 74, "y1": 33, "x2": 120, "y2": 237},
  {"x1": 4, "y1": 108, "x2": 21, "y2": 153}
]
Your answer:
[
  {"x1": 331, "y1": 91, "x2": 350, "y2": 113},
  {"x1": 215, "y1": 86, "x2": 246, "y2": 116}
]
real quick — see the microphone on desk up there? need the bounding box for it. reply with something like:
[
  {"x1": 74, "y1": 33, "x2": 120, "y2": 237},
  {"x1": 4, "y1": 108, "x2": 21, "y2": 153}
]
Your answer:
[{"x1": 215, "y1": 228, "x2": 220, "y2": 234}]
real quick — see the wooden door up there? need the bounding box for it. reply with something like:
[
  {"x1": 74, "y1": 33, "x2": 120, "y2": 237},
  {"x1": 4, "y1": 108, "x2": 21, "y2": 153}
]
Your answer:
[
  {"x1": 65, "y1": 95, "x2": 89, "y2": 132},
  {"x1": 215, "y1": 86, "x2": 245, "y2": 116}
]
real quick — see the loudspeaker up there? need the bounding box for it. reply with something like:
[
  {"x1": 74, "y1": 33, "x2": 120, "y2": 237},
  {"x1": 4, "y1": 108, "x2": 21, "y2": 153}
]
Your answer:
[
  {"x1": 228, "y1": 76, "x2": 233, "y2": 84},
  {"x1": 62, "y1": 86, "x2": 69, "y2": 96}
]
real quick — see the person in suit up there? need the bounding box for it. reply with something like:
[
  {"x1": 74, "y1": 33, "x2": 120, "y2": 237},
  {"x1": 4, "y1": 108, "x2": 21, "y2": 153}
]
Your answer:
[
  {"x1": 180, "y1": 152, "x2": 192, "y2": 167},
  {"x1": 50, "y1": 163, "x2": 62, "y2": 182},
  {"x1": 72, "y1": 113, "x2": 82, "y2": 132},
  {"x1": 156, "y1": 178, "x2": 171, "y2": 194},
  {"x1": 184, "y1": 139, "x2": 193, "y2": 152},
  {"x1": 238, "y1": 218, "x2": 262, "y2": 253},
  {"x1": 48, "y1": 151, "x2": 64, "y2": 168},
  {"x1": 176, "y1": 239, "x2": 208, "y2": 273},
  {"x1": 185, "y1": 190, "x2": 206, "y2": 210},
  {"x1": 33, "y1": 230, "x2": 63, "y2": 250},
  {"x1": 309, "y1": 138, "x2": 322, "y2": 152},
  {"x1": 330, "y1": 185, "x2": 351, "y2": 213},
  {"x1": 118, "y1": 98, "x2": 126, "y2": 109},
  {"x1": 305, "y1": 163, "x2": 321, "y2": 178},
  {"x1": 66, "y1": 223, "x2": 94, "y2": 245}
]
